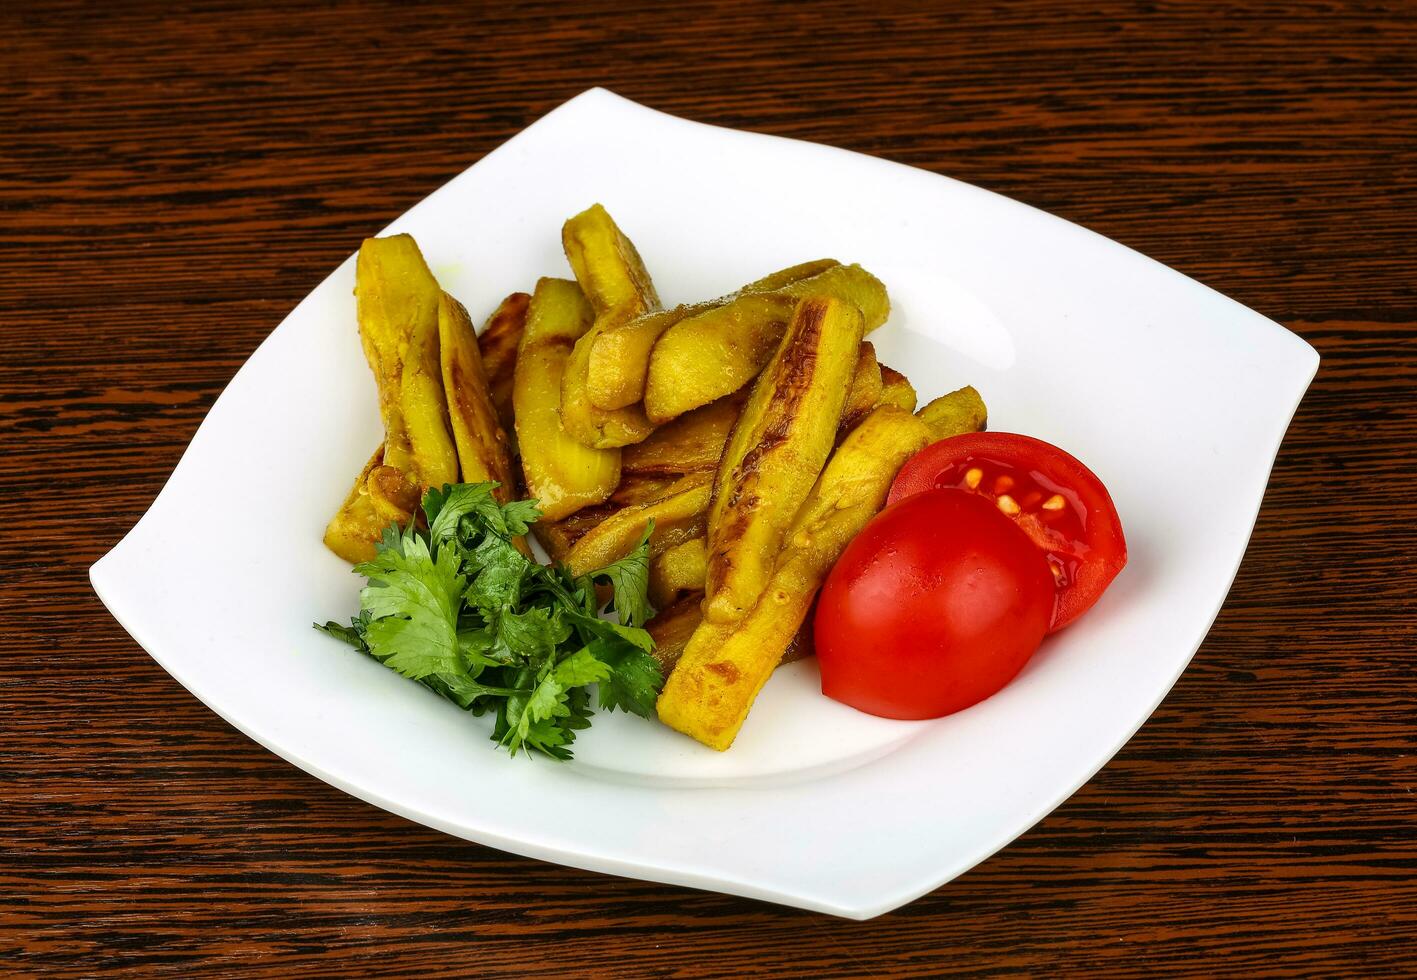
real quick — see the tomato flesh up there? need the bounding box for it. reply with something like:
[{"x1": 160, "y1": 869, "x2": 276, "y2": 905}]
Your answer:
[
  {"x1": 888, "y1": 433, "x2": 1126, "y2": 632},
  {"x1": 927, "y1": 453, "x2": 1087, "y2": 590},
  {"x1": 815, "y1": 490, "x2": 1055, "y2": 720}
]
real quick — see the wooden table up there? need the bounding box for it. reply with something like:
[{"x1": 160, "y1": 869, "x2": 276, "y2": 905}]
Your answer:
[{"x1": 5, "y1": 2, "x2": 1415, "y2": 975}]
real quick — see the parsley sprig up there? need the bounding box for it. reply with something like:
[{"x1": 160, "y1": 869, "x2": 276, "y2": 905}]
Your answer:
[{"x1": 317, "y1": 483, "x2": 662, "y2": 759}]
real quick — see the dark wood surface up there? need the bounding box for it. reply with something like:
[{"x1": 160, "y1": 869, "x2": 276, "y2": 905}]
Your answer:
[{"x1": 4, "y1": 1, "x2": 1415, "y2": 976}]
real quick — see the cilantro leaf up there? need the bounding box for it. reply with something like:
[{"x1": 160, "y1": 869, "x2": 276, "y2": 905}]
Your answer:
[
  {"x1": 317, "y1": 482, "x2": 664, "y2": 760},
  {"x1": 525, "y1": 669, "x2": 568, "y2": 724},
  {"x1": 424, "y1": 482, "x2": 501, "y2": 544},
  {"x1": 520, "y1": 715, "x2": 576, "y2": 760},
  {"x1": 426, "y1": 672, "x2": 518, "y2": 708},
  {"x1": 357, "y1": 531, "x2": 466, "y2": 680},
  {"x1": 555, "y1": 647, "x2": 613, "y2": 688},
  {"x1": 499, "y1": 498, "x2": 541, "y2": 537},
  {"x1": 315, "y1": 618, "x2": 367, "y2": 651},
  {"x1": 463, "y1": 534, "x2": 531, "y2": 610},
  {"x1": 587, "y1": 636, "x2": 664, "y2": 717},
  {"x1": 491, "y1": 605, "x2": 571, "y2": 666},
  {"x1": 588, "y1": 522, "x2": 655, "y2": 627},
  {"x1": 424, "y1": 482, "x2": 542, "y2": 546}
]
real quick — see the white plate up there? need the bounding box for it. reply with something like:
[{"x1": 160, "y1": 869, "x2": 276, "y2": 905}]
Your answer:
[{"x1": 90, "y1": 88, "x2": 1317, "y2": 919}]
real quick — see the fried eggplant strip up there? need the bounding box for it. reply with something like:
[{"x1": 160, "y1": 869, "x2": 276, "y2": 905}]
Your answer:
[
  {"x1": 648, "y1": 536, "x2": 708, "y2": 609},
  {"x1": 584, "y1": 302, "x2": 712, "y2": 411},
  {"x1": 838, "y1": 341, "x2": 885, "y2": 433},
  {"x1": 513, "y1": 277, "x2": 620, "y2": 520},
  {"x1": 647, "y1": 593, "x2": 814, "y2": 675},
  {"x1": 621, "y1": 392, "x2": 745, "y2": 477},
  {"x1": 562, "y1": 203, "x2": 660, "y2": 315},
  {"x1": 621, "y1": 350, "x2": 879, "y2": 479},
  {"x1": 325, "y1": 236, "x2": 454, "y2": 563},
  {"x1": 563, "y1": 473, "x2": 713, "y2": 577},
  {"x1": 439, "y1": 292, "x2": 516, "y2": 500},
  {"x1": 530, "y1": 473, "x2": 682, "y2": 564},
  {"x1": 877, "y1": 364, "x2": 918, "y2": 413},
  {"x1": 740, "y1": 258, "x2": 842, "y2": 293},
  {"x1": 703, "y1": 296, "x2": 864, "y2": 624},
  {"x1": 610, "y1": 473, "x2": 685, "y2": 507},
  {"x1": 477, "y1": 292, "x2": 529, "y2": 432},
  {"x1": 399, "y1": 298, "x2": 460, "y2": 491},
  {"x1": 559, "y1": 205, "x2": 660, "y2": 448},
  {"x1": 657, "y1": 406, "x2": 932, "y2": 750},
  {"x1": 353, "y1": 234, "x2": 457, "y2": 486},
  {"x1": 323, "y1": 445, "x2": 389, "y2": 564},
  {"x1": 917, "y1": 385, "x2": 988, "y2": 440},
  {"x1": 643, "y1": 263, "x2": 889, "y2": 424},
  {"x1": 586, "y1": 259, "x2": 841, "y2": 410},
  {"x1": 530, "y1": 505, "x2": 607, "y2": 565}
]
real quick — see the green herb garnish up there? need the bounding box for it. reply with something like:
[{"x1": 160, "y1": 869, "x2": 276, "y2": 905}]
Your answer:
[{"x1": 317, "y1": 482, "x2": 661, "y2": 760}]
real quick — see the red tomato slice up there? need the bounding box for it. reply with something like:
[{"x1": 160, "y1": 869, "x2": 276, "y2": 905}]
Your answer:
[
  {"x1": 815, "y1": 490, "x2": 1055, "y2": 720},
  {"x1": 887, "y1": 433, "x2": 1126, "y2": 631}
]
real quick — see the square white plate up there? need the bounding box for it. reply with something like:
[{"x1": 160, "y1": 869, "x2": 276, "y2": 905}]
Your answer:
[{"x1": 90, "y1": 88, "x2": 1317, "y2": 919}]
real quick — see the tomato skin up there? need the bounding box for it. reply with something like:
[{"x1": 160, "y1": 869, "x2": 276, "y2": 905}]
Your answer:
[
  {"x1": 887, "y1": 433, "x2": 1126, "y2": 632},
  {"x1": 815, "y1": 490, "x2": 1055, "y2": 720}
]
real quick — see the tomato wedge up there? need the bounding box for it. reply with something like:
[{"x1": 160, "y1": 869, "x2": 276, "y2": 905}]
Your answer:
[
  {"x1": 816, "y1": 490, "x2": 1056, "y2": 719},
  {"x1": 887, "y1": 433, "x2": 1126, "y2": 631}
]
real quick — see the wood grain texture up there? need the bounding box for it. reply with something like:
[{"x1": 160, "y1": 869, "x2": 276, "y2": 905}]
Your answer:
[{"x1": 3, "y1": 0, "x2": 1415, "y2": 975}]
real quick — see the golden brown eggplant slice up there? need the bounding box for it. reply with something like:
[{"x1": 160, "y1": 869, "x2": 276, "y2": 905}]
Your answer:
[
  {"x1": 703, "y1": 296, "x2": 864, "y2": 624},
  {"x1": 646, "y1": 594, "x2": 707, "y2": 673},
  {"x1": 354, "y1": 235, "x2": 442, "y2": 477},
  {"x1": 648, "y1": 536, "x2": 708, "y2": 609},
  {"x1": 535, "y1": 473, "x2": 697, "y2": 569},
  {"x1": 838, "y1": 341, "x2": 885, "y2": 433},
  {"x1": 399, "y1": 302, "x2": 460, "y2": 491},
  {"x1": 559, "y1": 205, "x2": 661, "y2": 449},
  {"x1": 365, "y1": 463, "x2": 420, "y2": 525},
  {"x1": 439, "y1": 292, "x2": 516, "y2": 501},
  {"x1": 621, "y1": 392, "x2": 745, "y2": 477},
  {"x1": 477, "y1": 292, "x2": 529, "y2": 432},
  {"x1": 560, "y1": 334, "x2": 658, "y2": 448},
  {"x1": 772, "y1": 263, "x2": 889, "y2": 328},
  {"x1": 562, "y1": 203, "x2": 660, "y2": 316},
  {"x1": 644, "y1": 263, "x2": 888, "y2": 424},
  {"x1": 646, "y1": 592, "x2": 813, "y2": 675},
  {"x1": 877, "y1": 364, "x2": 918, "y2": 413},
  {"x1": 917, "y1": 385, "x2": 988, "y2": 440},
  {"x1": 563, "y1": 473, "x2": 712, "y2": 577},
  {"x1": 610, "y1": 473, "x2": 685, "y2": 507},
  {"x1": 513, "y1": 278, "x2": 620, "y2": 520},
  {"x1": 323, "y1": 445, "x2": 390, "y2": 564},
  {"x1": 530, "y1": 505, "x2": 609, "y2": 565},
  {"x1": 740, "y1": 258, "x2": 842, "y2": 293},
  {"x1": 530, "y1": 472, "x2": 682, "y2": 564},
  {"x1": 584, "y1": 302, "x2": 712, "y2": 411},
  {"x1": 585, "y1": 259, "x2": 841, "y2": 411},
  {"x1": 657, "y1": 406, "x2": 932, "y2": 750}
]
